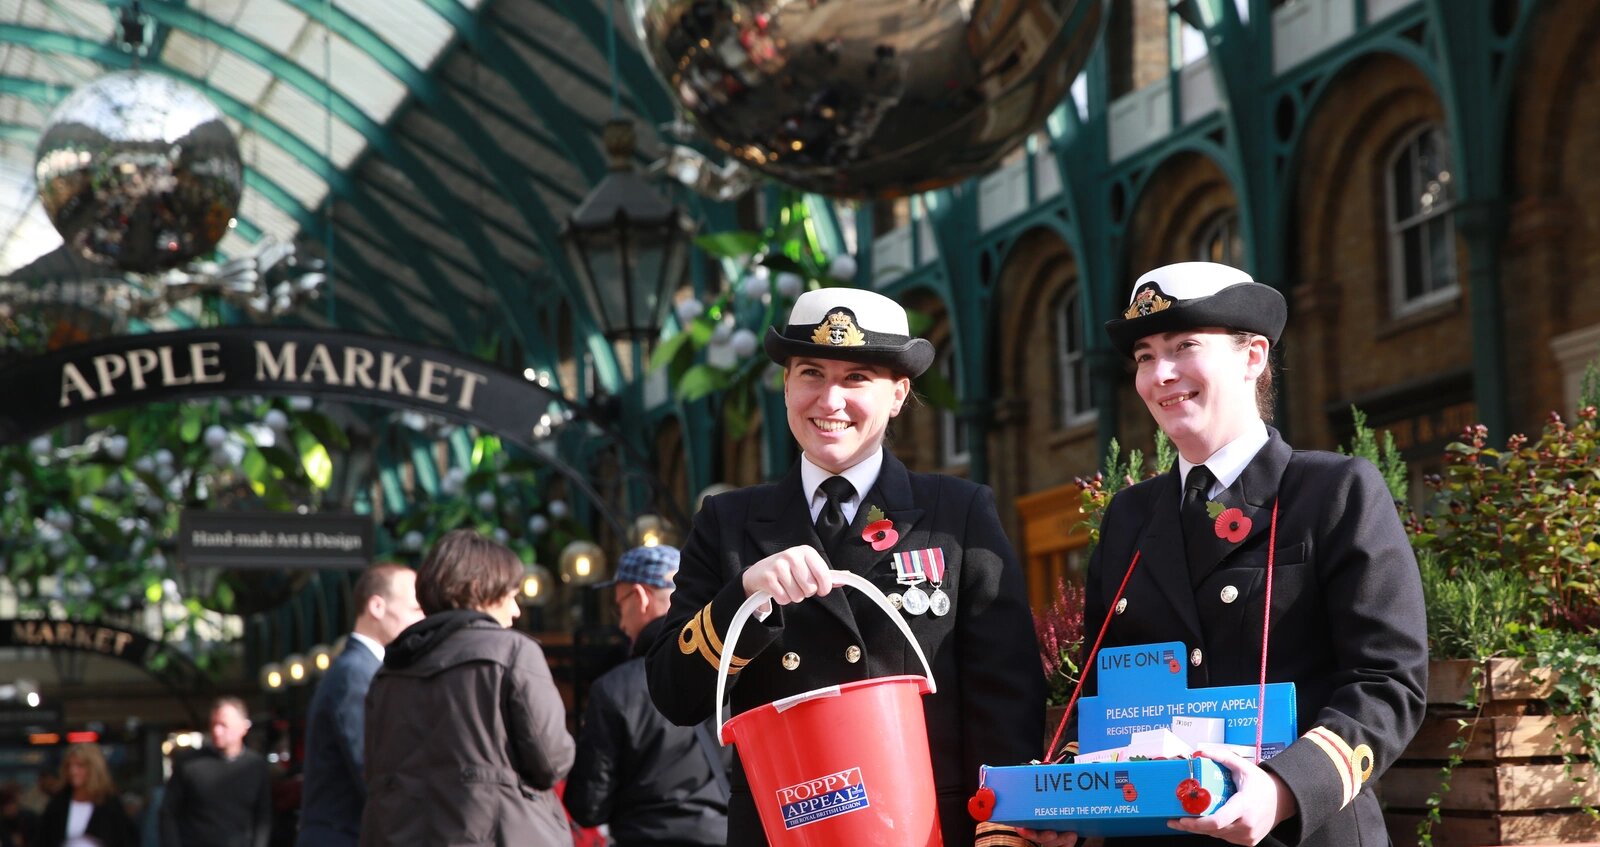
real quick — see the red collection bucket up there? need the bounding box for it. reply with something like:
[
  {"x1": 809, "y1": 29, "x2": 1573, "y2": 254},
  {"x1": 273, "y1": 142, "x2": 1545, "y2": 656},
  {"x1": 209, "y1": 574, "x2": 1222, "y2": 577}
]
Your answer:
[{"x1": 715, "y1": 572, "x2": 943, "y2": 847}]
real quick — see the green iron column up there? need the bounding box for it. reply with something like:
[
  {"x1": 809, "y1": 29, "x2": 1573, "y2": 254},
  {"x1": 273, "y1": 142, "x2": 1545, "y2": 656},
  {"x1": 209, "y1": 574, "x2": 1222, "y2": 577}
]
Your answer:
[{"x1": 926, "y1": 186, "x2": 991, "y2": 484}]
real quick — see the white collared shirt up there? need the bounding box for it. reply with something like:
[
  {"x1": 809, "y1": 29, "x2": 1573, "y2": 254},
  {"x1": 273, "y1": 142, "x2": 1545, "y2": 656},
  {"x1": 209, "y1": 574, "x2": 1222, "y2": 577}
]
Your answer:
[
  {"x1": 800, "y1": 449, "x2": 884, "y2": 525},
  {"x1": 348, "y1": 631, "x2": 385, "y2": 663},
  {"x1": 1177, "y1": 420, "x2": 1270, "y2": 501}
]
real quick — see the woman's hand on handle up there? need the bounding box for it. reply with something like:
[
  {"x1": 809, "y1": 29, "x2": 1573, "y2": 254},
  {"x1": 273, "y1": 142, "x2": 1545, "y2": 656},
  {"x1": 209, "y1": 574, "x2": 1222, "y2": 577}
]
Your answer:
[{"x1": 741, "y1": 546, "x2": 838, "y2": 605}]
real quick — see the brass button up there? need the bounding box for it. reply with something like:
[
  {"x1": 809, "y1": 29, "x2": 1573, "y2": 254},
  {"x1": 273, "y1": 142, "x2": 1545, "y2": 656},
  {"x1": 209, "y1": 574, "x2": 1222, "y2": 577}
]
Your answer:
[
  {"x1": 1220, "y1": 585, "x2": 1238, "y2": 604},
  {"x1": 782, "y1": 651, "x2": 800, "y2": 671},
  {"x1": 1114, "y1": 598, "x2": 1128, "y2": 615},
  {"x1": 845, "y1": 646, "x2": 861, "y2": 663},
  {"x1": 1190, "y1": 648, "x2": 1203, "y2": 667}
]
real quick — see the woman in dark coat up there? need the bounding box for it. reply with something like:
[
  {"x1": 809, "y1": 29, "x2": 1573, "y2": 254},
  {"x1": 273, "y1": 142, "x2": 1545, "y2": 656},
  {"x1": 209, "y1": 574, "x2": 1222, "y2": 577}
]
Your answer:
[
  {"x1": 360, "y1": 529, "x2": 575, "y2": 847},
  {"x1": 37, "y1": 743, "x2": 136, "y2": 847},
  {"x1": 1023, "y1": 262, "x2": 1428, "y2": 847}
]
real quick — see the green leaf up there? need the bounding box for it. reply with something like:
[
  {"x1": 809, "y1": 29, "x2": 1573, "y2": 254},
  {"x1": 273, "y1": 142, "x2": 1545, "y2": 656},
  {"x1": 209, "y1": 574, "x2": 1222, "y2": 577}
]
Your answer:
[
  {"x1": 649, "y1": 328, "x2": 695, "y2": 372},
  {"x1": 695, "y1": 231, "x2": 765, "y2": 259},
  {"x1": 905, "y1": 308, "x2": 934, "y2": 338},
  {"x1": 914, "y1": 368, "x2": 958, "y2": 411},
  {"x1": 677, "y1": 364, "x2": 731, "y2": 403},
  {"x1": 179, "y1": 413, "x2": 202, "y2": 444}
]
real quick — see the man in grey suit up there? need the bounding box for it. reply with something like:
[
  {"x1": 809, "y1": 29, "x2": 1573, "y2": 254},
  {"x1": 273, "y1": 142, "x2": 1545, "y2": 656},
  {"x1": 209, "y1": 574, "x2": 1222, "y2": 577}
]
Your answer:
[{"x1": 296, "y1": 563, "x2": 423, "y2": 847}]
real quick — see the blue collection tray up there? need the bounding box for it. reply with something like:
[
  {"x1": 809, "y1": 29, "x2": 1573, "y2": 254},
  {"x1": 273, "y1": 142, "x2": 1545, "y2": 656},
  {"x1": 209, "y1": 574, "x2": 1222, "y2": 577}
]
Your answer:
[
  {"x1": 977, "y1": 642, "x2": 1297, "y2": 837},
  {"x1": 980, "y1": 757, "x2": 1234, "y2": 837}
]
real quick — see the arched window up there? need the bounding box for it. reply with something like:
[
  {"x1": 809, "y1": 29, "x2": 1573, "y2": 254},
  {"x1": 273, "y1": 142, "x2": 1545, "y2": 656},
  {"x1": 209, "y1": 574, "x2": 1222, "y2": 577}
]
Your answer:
[
  {"x1": 1385, "y1": 125, "x2": 1459, "y2": 315},
  {"x1": 1054, "y1": 282, "x2": 1095, "y2": 428},
  {"x1": 1194, "y1": 210, "x2": 1244, "y2": 267}
]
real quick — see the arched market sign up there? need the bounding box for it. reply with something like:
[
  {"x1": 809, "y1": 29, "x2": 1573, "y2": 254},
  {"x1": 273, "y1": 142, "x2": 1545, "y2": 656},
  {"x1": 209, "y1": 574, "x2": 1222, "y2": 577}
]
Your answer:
[
  {"x1": 2, "y1": 618, "x2": 214, "y2": 722},
  {"x1": 0, "y1": 326, "x2": 569, "y2": 448},
  {"x1": 0, "y1": 327, "x2": 653, "y2": 533}
]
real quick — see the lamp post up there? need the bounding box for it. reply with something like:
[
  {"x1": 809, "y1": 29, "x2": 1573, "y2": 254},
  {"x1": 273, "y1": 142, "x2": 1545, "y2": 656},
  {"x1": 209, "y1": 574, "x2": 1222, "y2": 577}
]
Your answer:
[{"x1": 560, "y1": 119, "x2": 695, "y2": 378}]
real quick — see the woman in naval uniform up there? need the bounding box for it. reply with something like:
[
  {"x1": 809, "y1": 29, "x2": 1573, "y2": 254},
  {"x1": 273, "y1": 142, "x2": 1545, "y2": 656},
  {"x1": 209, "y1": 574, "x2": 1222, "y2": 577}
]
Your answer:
[
  {"x1": 1021, "y1": 262, "x2": 1427, "y2": 847},
  {"x1": 646, "y1": 287, "x2": 1045, "y2": 847}
]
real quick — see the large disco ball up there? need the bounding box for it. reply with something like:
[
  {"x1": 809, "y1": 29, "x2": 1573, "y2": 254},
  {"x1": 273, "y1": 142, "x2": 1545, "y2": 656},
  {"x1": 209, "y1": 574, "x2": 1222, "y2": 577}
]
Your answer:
[
  {"x1": 632, "y1": 0, "x2": 1107, "y2": 198},
  {"x1": 34, "y1": 71, "x2": 243, "y2": 273}
]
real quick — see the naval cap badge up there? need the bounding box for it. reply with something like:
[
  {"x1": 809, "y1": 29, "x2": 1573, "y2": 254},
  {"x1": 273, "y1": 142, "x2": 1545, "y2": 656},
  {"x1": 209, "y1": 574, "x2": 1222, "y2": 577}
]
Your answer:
[
  {"x1": 811, "y1": 309, "x2": 867, "y2": 347},
  {"x1": 1122, "y1": 284, "x2": 1173, "y2": 320}
]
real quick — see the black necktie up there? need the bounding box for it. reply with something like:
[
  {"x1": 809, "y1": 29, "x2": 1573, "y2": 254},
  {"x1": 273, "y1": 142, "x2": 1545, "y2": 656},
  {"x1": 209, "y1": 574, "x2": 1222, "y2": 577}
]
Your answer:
[
  {"x1": 816, "y1": 476, "x2": 856, "y2": 557},
  {"x1": 1181, "y1": 465, "x2": 1217, "y2": 547}
]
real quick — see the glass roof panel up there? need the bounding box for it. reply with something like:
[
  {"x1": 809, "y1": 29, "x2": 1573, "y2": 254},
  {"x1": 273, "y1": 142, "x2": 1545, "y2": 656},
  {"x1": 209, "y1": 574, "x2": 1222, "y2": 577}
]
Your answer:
[
  {"x1": 258, "y1": 82, "x2": 366, "y2": 167},
  {"x1": 338, "y1": 0, "x2": 455, "y2": 70},
  {"x1": 287, "y1": 25, "x2": 407, "y2": 123},
  {"x1": 19, "y1": 0, "x2": 114, "y2": 39},
  {"x1": 0, "y1": 160, "x2": 59, "y2": 275},
  {"x1": 201, "y1": 0, "x2": 310, "y2": 57},
  {"x1": 243, "y1": 131, "x2": 328, "y2": 209},
  {"x1": 237, "y1": 183, "x2": 301, "y2": 241},
  {"x1": 204, "y1": 46, "x2": 278, "y2": 106}
]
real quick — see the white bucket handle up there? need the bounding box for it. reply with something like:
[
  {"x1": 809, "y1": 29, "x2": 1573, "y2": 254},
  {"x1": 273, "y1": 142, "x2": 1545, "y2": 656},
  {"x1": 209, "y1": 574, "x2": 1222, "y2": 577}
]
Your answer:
[{"x1": 715, "y1": 570, "x2": 938, "y2": 744}]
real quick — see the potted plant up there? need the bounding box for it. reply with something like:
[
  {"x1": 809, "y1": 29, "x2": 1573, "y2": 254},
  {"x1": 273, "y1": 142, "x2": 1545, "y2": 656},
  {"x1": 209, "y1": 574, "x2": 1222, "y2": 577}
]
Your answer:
[{"x1": 1381, "y1": 397, "x2": 1600, "y2": 846}]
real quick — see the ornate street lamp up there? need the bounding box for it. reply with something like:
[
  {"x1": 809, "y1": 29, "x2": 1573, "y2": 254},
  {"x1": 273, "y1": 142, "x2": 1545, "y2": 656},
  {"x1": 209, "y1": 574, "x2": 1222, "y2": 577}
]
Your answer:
[{"x1": 560, "y1": 120, "x2": 695, "y2": 356}]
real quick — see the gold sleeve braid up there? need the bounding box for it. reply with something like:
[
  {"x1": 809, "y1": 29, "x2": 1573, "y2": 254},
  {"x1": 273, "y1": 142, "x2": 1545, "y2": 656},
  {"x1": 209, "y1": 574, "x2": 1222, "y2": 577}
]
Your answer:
[
  {"x1": 1303, "y1": 726, "x2": 1375, "y2": 809},
  {"x1": 975, "y1": 821, "x2": 1030, "y2": 846},
  {"x1": 678, "y1": 603, "x2": 750, "y2": 674}
]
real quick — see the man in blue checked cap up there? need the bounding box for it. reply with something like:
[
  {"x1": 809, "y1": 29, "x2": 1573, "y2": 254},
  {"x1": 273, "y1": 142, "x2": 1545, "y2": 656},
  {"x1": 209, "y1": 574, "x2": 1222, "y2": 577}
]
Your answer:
[{"x1": 566, "y1": 545, "x2": 730, "y2": 847}]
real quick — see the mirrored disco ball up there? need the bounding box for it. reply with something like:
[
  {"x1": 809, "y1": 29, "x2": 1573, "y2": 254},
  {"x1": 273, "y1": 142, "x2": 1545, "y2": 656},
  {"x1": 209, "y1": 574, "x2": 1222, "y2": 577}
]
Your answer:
[
  {"x1": 632, "y1": 0, "x2": 1107, "y2": 198},
  {"x1": 35, "y1": 71, "x2": 243, "y2": 272}
]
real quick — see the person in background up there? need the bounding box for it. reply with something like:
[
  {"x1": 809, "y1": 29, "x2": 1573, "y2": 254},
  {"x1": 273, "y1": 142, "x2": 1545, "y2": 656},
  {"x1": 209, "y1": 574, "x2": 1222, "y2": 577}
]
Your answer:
[
  {"x1": 296, "y1": 564, "x2": 423, "y2": 847},
  {"x1": 37, "y1": 743, "x2": 136, "y2": 847},
  {"x1": 159, "y1": 697, "x2": 272, "y2": 847},
  {"x1": 360, "y1": 529, "x2": 574, "y2": 847},
  {"x1": 1, "y1": 782, "x2": 40, "y2": 847},
  {"x1": 646, "y1": 288, "x2": 1044, "y2": 847},
  {"x1": 567, "y1": 545, "x2": 729, "y2": 847},
  {"x1": 1020, "y1": 261, "x2": 1428, "y2": 846}
]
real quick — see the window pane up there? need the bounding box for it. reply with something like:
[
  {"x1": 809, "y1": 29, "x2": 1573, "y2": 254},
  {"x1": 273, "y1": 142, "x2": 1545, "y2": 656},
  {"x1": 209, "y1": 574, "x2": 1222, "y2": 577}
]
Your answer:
[
  {"x1": 1392, "y1": 147, "x2": 1417, "y2": 220},
  {"x1": 1426, "y1": 216, "x2": 1454, "y2": 293},
  {"x1": 1403, "y1": 226, "x2": 1425, "y2": 301}
]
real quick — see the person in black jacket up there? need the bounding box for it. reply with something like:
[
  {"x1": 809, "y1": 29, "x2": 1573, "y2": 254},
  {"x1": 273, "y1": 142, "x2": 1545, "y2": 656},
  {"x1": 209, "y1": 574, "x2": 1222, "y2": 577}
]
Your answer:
[
  {"x1": 1020, "y1": 262, "x2": 1428, "y2": 847},
  {"x1": 160, "y1": 698, "x2": 272, "y2": 847},
  {"x1": 38, "y1": 743, "x2": 137, "y2": 847},
  {"x1": 567, "y1": 545, "x2": 729, "y2": 847},
  {"x1": 360, "y1": 529, "x2": 574, "y2": 847},
  {"x1": 646, "y1": 288, "x2": 1044, "y2": 847}
]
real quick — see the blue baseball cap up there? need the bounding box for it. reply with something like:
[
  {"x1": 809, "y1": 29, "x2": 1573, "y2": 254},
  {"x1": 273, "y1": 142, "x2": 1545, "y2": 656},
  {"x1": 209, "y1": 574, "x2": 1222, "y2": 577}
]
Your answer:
[{"x1": 596, "y1": 545, "x2": 679, "y2": 589}]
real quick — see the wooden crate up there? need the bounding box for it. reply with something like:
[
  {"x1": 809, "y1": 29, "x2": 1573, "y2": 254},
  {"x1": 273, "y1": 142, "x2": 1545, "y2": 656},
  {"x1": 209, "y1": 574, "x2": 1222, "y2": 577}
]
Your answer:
[{"x1": 1382, "y1": 659, "x2": 1600, "y2": 846}]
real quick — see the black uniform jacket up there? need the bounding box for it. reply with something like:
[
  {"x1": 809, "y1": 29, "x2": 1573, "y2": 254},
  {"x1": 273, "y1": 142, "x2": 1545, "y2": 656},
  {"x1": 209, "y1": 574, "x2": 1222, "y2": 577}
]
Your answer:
[
  {"x1": 646, "y1": 451, "x2": 1045, "y2": 847},
  {"x1": 566, "y1": 616, "x2": 729, "y2": 846},
  {"x1": 1081, "y1": 429, "x2": 1427, "y2": 846}
]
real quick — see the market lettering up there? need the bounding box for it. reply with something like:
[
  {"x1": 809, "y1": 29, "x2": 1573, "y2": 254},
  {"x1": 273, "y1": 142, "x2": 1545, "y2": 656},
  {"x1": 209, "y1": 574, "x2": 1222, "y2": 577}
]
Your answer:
[
  {"x1": 58, "y1": 342, "x2": 225, "y2": 407},
  {"x1": 251, "y1": 341, "x2": 487, "y2": 411},
  {"x1": 10, "y1": 620, "x2": 136, "y2": 658}
]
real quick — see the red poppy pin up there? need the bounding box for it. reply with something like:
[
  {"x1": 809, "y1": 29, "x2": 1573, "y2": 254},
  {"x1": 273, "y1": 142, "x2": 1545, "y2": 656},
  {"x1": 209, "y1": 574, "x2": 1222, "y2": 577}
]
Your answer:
[
  {"x1": 1206, "y1": 501, "x2": 1251, "y2": 543},
  {"x1": 862, "y1": 505, "x2": 898, "y2": 551}
]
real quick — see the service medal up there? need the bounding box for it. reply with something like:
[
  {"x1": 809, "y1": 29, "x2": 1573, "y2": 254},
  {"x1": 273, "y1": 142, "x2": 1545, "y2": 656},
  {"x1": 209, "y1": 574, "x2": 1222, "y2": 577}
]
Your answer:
[{"x1": 902, "y1": 584, "x2": 930, "y2": 615}]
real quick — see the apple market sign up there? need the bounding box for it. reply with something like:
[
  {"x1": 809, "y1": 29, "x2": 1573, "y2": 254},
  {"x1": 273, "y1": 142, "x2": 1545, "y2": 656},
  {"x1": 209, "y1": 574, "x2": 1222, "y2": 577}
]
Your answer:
[{"x1": 0, "y1": 327, "x2": 570, "y2": 448}]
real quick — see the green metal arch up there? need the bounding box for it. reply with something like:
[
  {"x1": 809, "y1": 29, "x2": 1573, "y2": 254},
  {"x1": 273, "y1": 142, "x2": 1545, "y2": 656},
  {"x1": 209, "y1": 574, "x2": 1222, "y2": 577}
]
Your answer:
[
  {"x1": 1271, "y1": 39, "x2": 1447, "y2": 234},
  {"x1": 269, "y1": 0, "x2": 587, "y2": 375}
]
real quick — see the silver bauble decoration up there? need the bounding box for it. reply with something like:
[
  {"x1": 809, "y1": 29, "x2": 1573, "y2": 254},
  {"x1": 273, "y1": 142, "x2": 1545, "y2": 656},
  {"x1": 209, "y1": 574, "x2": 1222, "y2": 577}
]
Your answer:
[
  {"x1": 631, "y1": 0, "x2": 1107, "y2": 198},
  {"x1": 34, "y1": 71, "x2": 243, "y2": 272}
]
